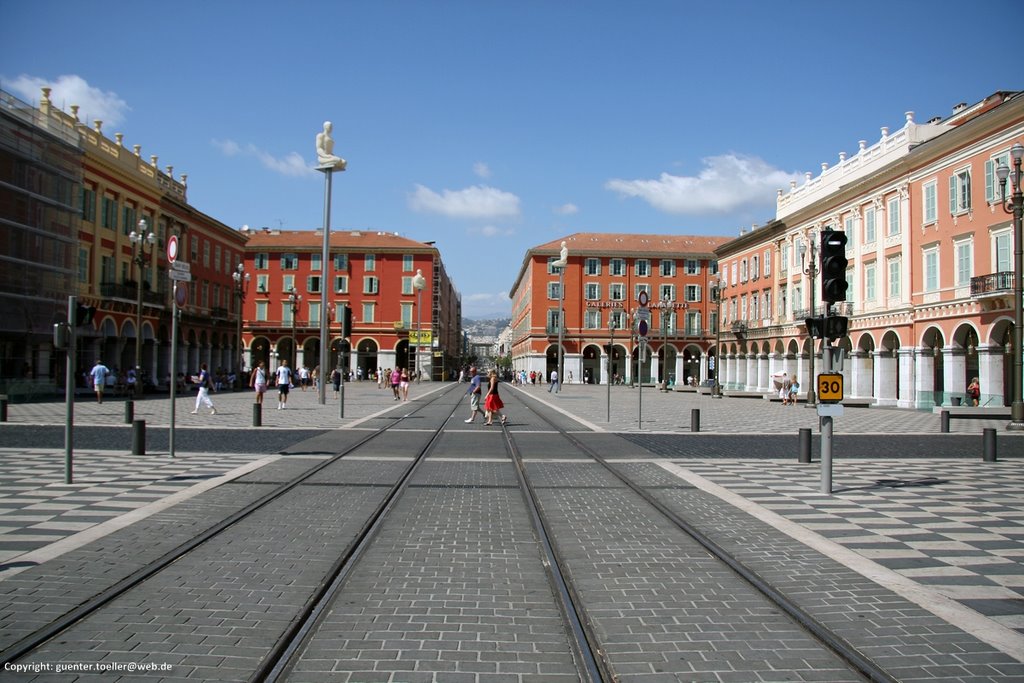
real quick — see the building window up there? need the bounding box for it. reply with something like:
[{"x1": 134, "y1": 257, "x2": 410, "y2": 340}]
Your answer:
[
  {"x1": 739, "y1": 259, "x2": 748, "y2": 282},
  {"x1": 547, "y1": 282, "x2": 561, "y2": 299},
  {"x1": 364, "y1": 276, "x2": 379, "y2": 294},
  {"x1": 214, "y1": 245, "x2": 222, "y2": 273},
  {"x1": 864, "y1": 207, "x2": 876, "y2": 243},
  {"x1": 333, "y1": 253, "x2": 348, "y2": 270},
  {"x1": 763, "y1": 250, "x2": 771, "y2": 277},
  {"x1": 923, "y1": 180, "x2": 938, "y2": 224},
  {"x1": 609, "y1": 283, "x2": 624, "y2": 301},
  {"x1": 308, "y1": 302, "x2": 321, "y2": 326},
  {"x1": 660, "y1": 310, "x2": 674, "y2": 333},
  {"x1": 584, "y1": 283, "x2": 599, "y2": 300},
  {"x1": 255, "y1": 301, "x2": 267, "y2": 322},
  {"x1": 255, "y1": 253, "x2": 269, "y2": 269},
  {"x1": 281, "y1": 253, "x2": 298, "y2": 270},
  {"x1": 751, "y1": 255, "x2": 759, "y2": 280},
  {"x1": 403, "y1": 254, "x2": 414, "y2": 272},
  {"x1": 634, "y1": 283, "x2": 650, "y2": 301},
  {"x1": 334, "y1": 275, "x2": 348, "y2": 293},
  {"x1": 865, "y1": 263, "x2": 876, "y2": 301},
  {"x1": 955, "y1": 238, "x2": 972, "y2": 286},
  {"x1": 584, "y1": 258, "x2": 601, "y2": 275},
  {"x1": 81, "y1": 186, "x2": 96, "y2": 222},
  {"x1": 547, "y1": 308, "x2": 561, "y2": 330},
  {"x1": 362, "y1": 302, "x2": 375, "y2": 323},
  {"x1": 888, "y1": 257, "x2": 901, "y2": 299},
  {"x1": 985, "y1": 153, "x2": 1011, "y2": 203},
  {"x1": 685, "y1": 311, "x2": 700, "y2": 336},
  {"x1": 307, "y1": 275, "x2": 321, "y2": 293},
  {"x1": 659, "y1": 259, "x2": 675, "y2": 277},
  {"x1": 610, "y1": 258, "x2": 625, "y2": 276},
  {"x1": 584, "y1": 309, "x2": 601, "y2": 329},
  {"x1": 401, "y1": 302, "x2": 413, "y2": 327},
  {"x1": 100, "y1": 196, "x2": 117, "y2": 230},
  {"x1": 121, "y1": 205, "x2": 136, "y2": 236},
  {"x1": 78, "y1": 248, "x2": 89, "y2": 283},
  {"x1": 684, "y1": 284, "x2": 701, "y2": 302},
  {"x1": 365, "y1": 254, "x2": 376, "y2": 272},
  {"x1": 402, "y1": 276, "x2": 414, "y2": 295},
  {"x1": 995, "y1": 229, "x2": 1012, "y2": 271},
  {"x1": 311, "y1": 253, "x2": 321, "y2": 272},
  {"x1": 949, "y1": 167, "x2": 972, "y2": 215},
  {"x1": 256, "y1": 274, "x2": 269, "y2": 293},
  {"x1": 763, "y1": 289, "x2": 771, "y2": 319},
  {"x1": 610, "y1": 310, "x2": 626, "y2": 329},
  {"x1": 923, "y1": 246, "x2": 939, "y2": 292},
  {"x1": 547, "y1": 257, "x2": 563, "y2": 274},
  {"x1": 282, "y1": 275, "x2": 295, "y2": 293},
  {"x1": 887, "y1": 196, "x2": 900, "y2": 237},
  {"x1": 659, "y1": 284, "x2": 675, "y2": 301},
  {"x1": 635, "y1": 259, "x2": 650, "y2": 277},
  {"x1": 203, "y1": 240, "x2": 210, "y2": 268},
  {"x1": 685, "y1": 259, "x2": 700, "y2": 275}
]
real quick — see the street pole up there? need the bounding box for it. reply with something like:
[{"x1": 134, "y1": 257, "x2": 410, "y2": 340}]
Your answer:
[
  {"x1": 413, "y1": 269, "x2": 426, "y2": 383},
  {"x1": 802, "y1": 238, "x2": 819, "y2": 406},
  {"x1": 558, "y1": 264, "x2": 565, "y2": 393},
  {"x1": 232, "y1": 264, "x2": 249, "y2": 390},
  {"x1": 713, "y1": 280, "x2": 723, "y2": 398},
  {"x1": 130, "y1": 220, "x2": 154, "y2": 398},
  {"x1": 318, "y1": 169, "x2": 332, "y2": 405},
  {"x1": 607, "y1": 321, "x2": 615, "y2": 422},
  {"x1": 65, "y1": 296, "x2": 75, "y2": 484},
  {"x1": 996, "y1": 148, "x2": 1024, "y2": 431}
]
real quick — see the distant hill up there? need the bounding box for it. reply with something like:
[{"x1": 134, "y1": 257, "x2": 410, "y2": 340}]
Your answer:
[{"x1": 463, "y1": 317, "x2": 510, "y2": 339}]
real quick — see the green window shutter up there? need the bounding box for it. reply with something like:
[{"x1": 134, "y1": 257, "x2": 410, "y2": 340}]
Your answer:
[
  {"x1": 985, "y1": 160, "x2": 994, "y2": 202},
  {"x1": 949, "y1": 175, "x2": 956, "y2": 213}
]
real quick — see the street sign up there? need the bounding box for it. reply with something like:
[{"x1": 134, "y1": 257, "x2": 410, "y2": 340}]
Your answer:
[
  {"x1": 170, "y1": 260, "x2": 190, "y2": 272},
  {"x1": 635, "y1": 308, "x2": 651, "y2": 322},
  {"x1": 818, "y1": 372, "x2": 844, "y2": 403},
  {"x1": 167, "y1": 235, "x2": 178, "y2": 263},
  {"x1": 637, "y1": 290, "x2": 650, "y2": 307},
  {"x1": 638, "y1": 319, "x2": 649, "y2": 336},
  {"x1": 174, "y1": 283, "x2": 188, "y2": 306},
  {"x1": 409, "y1": 330, "x2": 433, "y2": 344},
  {"x1": 169, "y1": 269, "x2": 192, "y2": 282}
]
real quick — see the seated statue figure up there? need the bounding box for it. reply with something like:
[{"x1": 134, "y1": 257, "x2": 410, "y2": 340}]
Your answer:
[{"x1": 316, "y1": 121, "x2": 347, "y2": 170}]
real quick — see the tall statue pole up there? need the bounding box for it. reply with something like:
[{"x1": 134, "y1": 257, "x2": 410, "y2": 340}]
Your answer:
[{"x1": 316, "y1": 121, "x2": 347, "y2": 406}]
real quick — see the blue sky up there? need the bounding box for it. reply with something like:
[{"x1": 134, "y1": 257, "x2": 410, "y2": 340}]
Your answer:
[{"x1": 2, "y1": 1, "x2": 1019, "y2": 318}]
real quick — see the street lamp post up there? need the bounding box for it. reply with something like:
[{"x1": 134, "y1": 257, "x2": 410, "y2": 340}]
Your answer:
[
  {"x1": 232, "y1": 263, "x2": 250, "y2": 389},
  {"x1": 711, "y1": 278, "x2": 723, "y2": 398},
  {"x1": 288, "y1": 287, "x2": 302, "y2": 371},
  {"x1": 800, "y1": 237, "x2": 819, "y2": 405},
  {"x1": 552, "y1": 242, "x2": 568, "y2": 393},
  {"x1": 661, "y1": 292, "x2": 672, "y2": 391},
  {"x1": 412, "y1": 268, "x2": 426, "y2": 383},
  {"x1": 996, "y1": 145, "x2": 1024, "y2": 431},
  {"x1": 129, "y1": 219, "x2": 156, "y2": 397},
  {"x1": 607, "y1": 316, "x2": 616, "y2": 422}
]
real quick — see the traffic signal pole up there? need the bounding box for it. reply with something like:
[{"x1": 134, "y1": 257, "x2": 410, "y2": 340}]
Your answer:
[{"x1": 820, "y1": 332, "x2": 834, "y2": 494}]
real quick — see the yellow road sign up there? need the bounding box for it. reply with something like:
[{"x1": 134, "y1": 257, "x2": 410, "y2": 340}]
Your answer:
[{"x1": 818, "y1": 372, "x2": 844, "y2": 403}]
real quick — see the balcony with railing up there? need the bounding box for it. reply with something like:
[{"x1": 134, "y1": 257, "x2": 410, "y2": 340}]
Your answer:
[
  {"x1": 100, "y1": 281, "x2": 164, "y2": 306},
  {"x1": 971, "y1": 271, "x2": 1013, "y2": 297}
]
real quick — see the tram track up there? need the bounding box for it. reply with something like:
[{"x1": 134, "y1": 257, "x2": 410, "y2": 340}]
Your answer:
[
  {"x1": 0, "y1": 385, "x2": 464, "y2": 675},
  {"x1": 509, "y1": 387, "x2": 898, "y2": 683}
]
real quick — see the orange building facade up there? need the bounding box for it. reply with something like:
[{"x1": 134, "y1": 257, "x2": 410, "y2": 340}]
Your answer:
[
  {"x1": 241, "y1": 229, "x2": 461, "y2": 381},
  {"x1": 714, "y1": 92, "x2": 1023, "y2": 409},
  {"x1": 509, "y1": 233, "x2": 728, "y2": 385}
]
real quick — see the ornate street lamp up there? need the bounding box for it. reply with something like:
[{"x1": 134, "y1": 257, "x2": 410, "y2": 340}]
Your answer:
[
  {"x1": 799, "y1": 236, "x2": 819, "y2": 405},
  {"x1": 660, "y1": 291, "x2": 672, "y2": 391},
  {"x1": 129, "y1": 219, "x2": 156, "y2": 397},
  {"x1": 288, "y1": 287, "x2": 302, "y2": 370},
  {"x1": 232, "y1": 263, "x2": 250, "y2": 389},
  {"x1": 711, "y1": 278, "x2": 723, "y2": 398},
  {"x1": 412, "y1": 268, "x2": 427, "y2": 383},
  {"x1": 996, "y1": 144, "x2": 1024, "y2": 430},
  {"x1": 552, "y1": 241, "x2": 568, "y2": 393}
]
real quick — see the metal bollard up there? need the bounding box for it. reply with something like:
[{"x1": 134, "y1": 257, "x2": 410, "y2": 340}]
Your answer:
[
  {"x1": 131, "y1": 419, "x2": 145, "y2": 455},
  {"x1": 799, "y1": 427, "x2": 812, "y2": 463},
  {"x1": 690, "y1": 408, "x2": 700, "y2": 433},
  {"x1": 940, "y1": 410, "x2": 950, "y2": 433},
  {"x1": 125, "y1": 399, "x2": 134, "y2": 424},
  {"x1": 983, "y1": 428, "x2": 997, "y2": 462},
  {"x1": 0, "y1": 397, "x2": 7, "y2": 422},
  {"x1": 253, "y1": 402, "x2": 262, "y2": 427}
]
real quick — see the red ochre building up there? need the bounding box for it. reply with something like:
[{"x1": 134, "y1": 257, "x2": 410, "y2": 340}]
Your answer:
[
  {"x1": 240, "y1": 228, "x2": 461, "y2": 381},
  {"x1": 509, "y1": 233, "x2": 729, "y2": 385}
]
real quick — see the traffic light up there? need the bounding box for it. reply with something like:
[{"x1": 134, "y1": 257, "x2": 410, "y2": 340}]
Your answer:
[
  {"x1": 820, "y1": 230, "x2": 849, "y2": 303},
  {"x1": 341, "y1": 305, "x2": 352, "y2": 337},
  {"x1": 804, "y1": 316, "x2": 823, "y2": 339},
  {"x1": 824, "y1": 315, "x2": 849, "y2": 340},
  {"x1": 75, "y1": 304, "x2": 96, "y2": 327}
]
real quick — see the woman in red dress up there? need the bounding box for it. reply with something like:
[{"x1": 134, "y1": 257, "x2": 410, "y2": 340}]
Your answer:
[{"x1": 484, "y1": 369, "x2": 506, "y2": 426}]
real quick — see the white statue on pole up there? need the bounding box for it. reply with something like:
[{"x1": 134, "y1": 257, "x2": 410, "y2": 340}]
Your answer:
[
  {"x1": 316, "y1": 121, "x2": 347, "y2": 170},
  {"x1": 553, "y1": 240, "x2": 568, "y2": 267}
]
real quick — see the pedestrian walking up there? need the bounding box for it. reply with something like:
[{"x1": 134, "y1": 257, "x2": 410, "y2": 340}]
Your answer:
[
  {"x1": 484, "y1": 369, "x2": 506, "y2": 426},
  {"x1": 400, "y1": 367, "x2": 410, "y2": 401},
  {"x1": 967, "y1": 377, "x2": 981, "y2": 406},
  {"x1": 331, "y1": 367, "x2": 342, "y2": 399},
  {"x1": 789, "y1": 377, "x2": 800, "y2": 405},
  {"x1": 89, "y1": 359, "x2": 109, "y2": 403},
  {"x1": 463, "y1": 366, "x2": 485, "y2": 423},
  {"x1": 548, "y1": 368, "x2": 559, "y2": 392},
  {"x1": 390, "y1": 367, "x2": 401, "y2": 400},
  {"x1": 192, "y1": 363, "x2": 216, "y2": 414},
  {"x1": 250, "y1": 360, "x2": 268, "y2": 405},
  {"x1": 275, "y1": 360, "x2": 293, "y2": 410}
]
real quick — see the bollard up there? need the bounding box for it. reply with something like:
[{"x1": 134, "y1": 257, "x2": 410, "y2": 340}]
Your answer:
[
  {"x1": 253, "y1": 402, "x2": 262, "y2": 427},
  {"x1": 125, "y1": 399, "x2": 134, "y2": 424},
  {"x1": 940, "y1": 410, "x2": 950, "y2": 433},
  {"x1": 0, "y1": 397, "x2": 7, "y2": 422},
  {"x1": 131, "y1": 419, "x2": 145, "y2": 456},
  {"x1": 690, "y1": 408, "x2": 700, "y2": 433},
  {"x1": 983, "y1": 428, "x2": 997, "y2": 462},
  {"x1": 799, "y1": 427, "x2": 812, "y2": 463}
]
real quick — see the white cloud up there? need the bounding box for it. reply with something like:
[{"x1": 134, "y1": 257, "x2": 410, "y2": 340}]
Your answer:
[
  {"x1": 212, "y1": 139, "x2": 315, "y2": 178},
  {"x1": 553, "y1": 203, "x2": 579, "y2": 215},
  {"x1": 473, "y1": 162, "x2": 491, "y2": 179},
  {"x1": 605, "y1": 154, "x2": 801, "y2": 214},
  {"x1": 7, "y1": 74, "x2": 129, "y2": 127},
  {"x1": 409, "y1": 184, "x2": 521, "y2": 219},
  {"x1": 469, "y1": 225, "x2": 515, "y2": 237}
]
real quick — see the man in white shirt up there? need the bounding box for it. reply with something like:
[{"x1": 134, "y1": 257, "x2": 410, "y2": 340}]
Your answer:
[
  {"x1": 276, "y1": 360, "x2": 293, "y2": 409},
  {"x1": 548, "y1": 368, "x2": 559, "y2": 393}
]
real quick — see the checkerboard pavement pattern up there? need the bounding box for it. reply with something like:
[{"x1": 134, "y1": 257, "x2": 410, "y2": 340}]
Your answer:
[
  {"x1": 675, "y1": 458, "x2": 1024, "y2": 635},
  {"x1": 0, "y1": 448, "x2": 264, "y2": 568}
]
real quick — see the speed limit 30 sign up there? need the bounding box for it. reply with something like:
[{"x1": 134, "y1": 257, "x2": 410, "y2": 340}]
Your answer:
[{"x1": 817, "y1": 373, "x2": 844, "y2": 403}]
